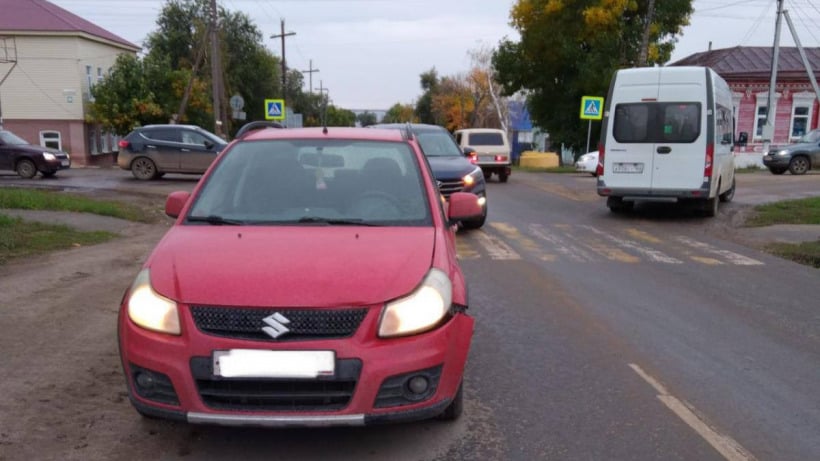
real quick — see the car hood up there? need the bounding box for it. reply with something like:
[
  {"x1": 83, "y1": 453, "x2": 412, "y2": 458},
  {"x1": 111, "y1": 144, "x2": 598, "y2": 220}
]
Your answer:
[
  {"x1": 426, "y1": 156, "x2": 477, "y2": 180},
  {"x1": 780, "y1": 142, "x2": 817, "y2": 153},
  {"x1": 5, "y1": 143, "x2": 68, "y2": 156},
  {"x1": 146, "y1": 226, "x2": 436, "y2": 307}
]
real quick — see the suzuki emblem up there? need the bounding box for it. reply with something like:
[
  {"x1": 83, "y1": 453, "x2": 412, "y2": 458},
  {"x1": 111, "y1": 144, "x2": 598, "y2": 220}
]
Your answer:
[{"x1": 262, "y1": 312, "x2": 291, "y2": 339}]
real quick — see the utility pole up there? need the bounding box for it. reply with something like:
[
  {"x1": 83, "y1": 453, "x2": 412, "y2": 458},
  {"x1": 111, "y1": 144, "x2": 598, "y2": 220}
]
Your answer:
[
  {"x1": 270, "y1": 19, "x2": 295, "y2": 104},
  {"x1": 782, "y1": 9, "x2": 820, "y2": 102},
  {"x1": 302, "y1": 60, "x2": 319, "y2": 94},
  {"x1": 763, "y1": 0, "x2": 784, "y2": 154},
  {"x1": 208, "y1": 0, "x2": 224, "y2": 138},
  {"x1": 638, "y1": 0, "x2": 656, "y2": 66}
]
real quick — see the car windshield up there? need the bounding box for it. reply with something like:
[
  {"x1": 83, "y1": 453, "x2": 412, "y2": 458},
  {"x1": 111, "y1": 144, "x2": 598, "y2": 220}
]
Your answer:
[
  {"x1": 798, "y1": 130, "x2": 820, "y2": 143},
  {"x1": 0, "y1": 130, "x2": 29, "y2": 145},
  {"x1": 416, "y1": 131, "x2": 462, "y2": 157},
  {"x1": 187, "y1": 139, "x2": 432, "y2": 226}
]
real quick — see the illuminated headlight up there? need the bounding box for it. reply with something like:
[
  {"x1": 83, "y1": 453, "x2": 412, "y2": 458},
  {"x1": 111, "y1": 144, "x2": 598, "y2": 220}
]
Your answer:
[
  {"x1": 462, "y1": 167, "x2": 483, "y2": 187},
  {"x1": 42, "y1": 152, "x2": 56, "y2": 161},
  {"x1": 126, "y1": 269, "x2": 180, "y2": 335},
  {"x1": 777, "y1": 150, "x2": 789, "y2": 156},
  {"x1": 378, "y1": 269, "x2": 452, "y2": 338}
]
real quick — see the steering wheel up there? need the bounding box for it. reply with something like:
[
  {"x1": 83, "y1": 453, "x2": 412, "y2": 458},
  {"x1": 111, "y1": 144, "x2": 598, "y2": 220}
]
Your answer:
[{"x1": 349, "y1": 191, "x2": 403, "y2": 219}]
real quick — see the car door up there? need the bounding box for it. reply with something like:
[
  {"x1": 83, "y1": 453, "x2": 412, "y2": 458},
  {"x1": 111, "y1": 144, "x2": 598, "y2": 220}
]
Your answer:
[
  {"x1": 141, "y1": 128, "x2": 182, "y2": 171},
  {"x1": 179, "y1": 129, "x2": 219, "y2": 173},
  {"x1": 0, "y1": 139, "x2": 13, "y2": 171}
]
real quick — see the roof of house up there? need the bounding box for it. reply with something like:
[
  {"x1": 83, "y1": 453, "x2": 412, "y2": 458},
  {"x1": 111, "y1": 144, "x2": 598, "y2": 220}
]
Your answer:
[
  {"x1": 670, "y1": 46, "x2": 820, "y2": 80},
  {"x1": 0, "y1": 0, "x2": 139, "y2": 51}
]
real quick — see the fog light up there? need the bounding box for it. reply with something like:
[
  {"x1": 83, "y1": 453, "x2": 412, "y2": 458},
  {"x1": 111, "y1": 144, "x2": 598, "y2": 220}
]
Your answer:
[
  {"x1": 135, "y1": 371, "x2": 155, "y2": 389},
  {"x1": 407, "y1": 375, "x2": 430, "y2": 394}
]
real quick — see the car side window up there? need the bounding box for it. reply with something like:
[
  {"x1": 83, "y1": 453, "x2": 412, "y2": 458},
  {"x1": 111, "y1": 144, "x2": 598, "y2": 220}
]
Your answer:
[
  {"x1": 182, "y1": 131, "x2": 209, "y2": 146},
  {"x1": 144, "y1": 129, "x2": 181, "y2": 143}
]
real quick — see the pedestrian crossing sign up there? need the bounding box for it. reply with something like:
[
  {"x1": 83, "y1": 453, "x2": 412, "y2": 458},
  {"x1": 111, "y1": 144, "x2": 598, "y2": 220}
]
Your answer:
[
  {"x1": 580, "y1": 96, "x2": 604, "y2": 120},
  {"x1": 265, "y1": 99, "x2": 285, "y2": 120}
]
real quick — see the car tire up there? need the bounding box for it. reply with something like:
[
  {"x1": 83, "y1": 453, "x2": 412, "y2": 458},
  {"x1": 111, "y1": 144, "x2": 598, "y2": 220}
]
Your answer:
[
  {"x1": 437, "y1": 381, "x2": 463, "y2": 421},
  {"x1": 702, "y1": 195, "x2": 719, "y2": 217},
  {"x1": 16, "y1": 159, "x2": 37, "y2": 179},
  {"x1": 719, "y1": 177, "x2": 735, "y2": 203},
  {"x1": 788, "y1": 156, "x2": 810, "y2": 175},
  {"x1": 607, "y1": 196, "x2": 633, "y2": 213},
  {"x1": 461, "y1": 209, "x2": 487, "y2": 230},
  {"x1": 498, "y1": 170, "x2": 509, "y2": 183},
  {"x1": 769, "y1": 168, "x2": 787, "y2": 175},
  {"x1": 131, "y1": 157, "x2": 159, "y2": 180}
]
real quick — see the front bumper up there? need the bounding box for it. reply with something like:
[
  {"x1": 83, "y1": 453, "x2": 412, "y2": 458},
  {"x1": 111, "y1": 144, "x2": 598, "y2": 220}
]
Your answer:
[
  {"x1": 762, "y1": 154, "x2": 790, "y2": 168},
  {"x1": 119, "y1": 304, "x2": 473, "y2": 427}
]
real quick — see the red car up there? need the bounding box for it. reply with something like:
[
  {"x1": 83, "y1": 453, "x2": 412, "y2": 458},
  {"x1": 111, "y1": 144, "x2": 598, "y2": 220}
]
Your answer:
[{"x1": 118, "y1": 125, "x2": 482, "y2": 427}]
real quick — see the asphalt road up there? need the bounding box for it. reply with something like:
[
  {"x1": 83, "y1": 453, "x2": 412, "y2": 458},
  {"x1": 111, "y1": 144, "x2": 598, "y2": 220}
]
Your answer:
[{"x1": 0, "y1": 168, "x2": 818, "y2": 460}]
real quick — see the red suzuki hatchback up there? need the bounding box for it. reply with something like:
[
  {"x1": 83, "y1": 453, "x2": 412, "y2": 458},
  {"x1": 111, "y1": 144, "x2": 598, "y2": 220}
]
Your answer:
[{"x1": 118, "y1": 125, "x2": 482, "y2": 427}]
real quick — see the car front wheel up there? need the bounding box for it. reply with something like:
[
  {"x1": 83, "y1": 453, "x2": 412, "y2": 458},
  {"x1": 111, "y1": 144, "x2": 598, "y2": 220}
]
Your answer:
[
  {"x1": 788, "y1": 156, "x2": 810, "y2": 175},
  {"x1": 16, "y1": 159, "x2": 37, "y2": 179}
]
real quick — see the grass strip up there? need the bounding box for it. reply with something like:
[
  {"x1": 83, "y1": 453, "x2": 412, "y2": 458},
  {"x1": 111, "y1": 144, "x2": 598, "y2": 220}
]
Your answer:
[
  {"x1": 0, "y1": 187, "x2": 154, "y2": 223},
  {"x1": 745, "y1": 197, "x2": 820, "y2": 227},
  {"x1": 0, "y1": 214, "x2": 117, "y2": 265}
]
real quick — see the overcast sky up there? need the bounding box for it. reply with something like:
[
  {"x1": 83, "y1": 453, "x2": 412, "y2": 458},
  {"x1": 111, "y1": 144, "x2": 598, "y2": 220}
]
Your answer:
[{"x1": 50, "y1": 0, "x2": 820, "y2": 109}]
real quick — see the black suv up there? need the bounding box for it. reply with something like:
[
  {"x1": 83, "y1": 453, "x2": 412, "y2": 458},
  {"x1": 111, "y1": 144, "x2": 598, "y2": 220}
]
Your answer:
[
  {"x1": 0, "y1": 129, "x2": 71, "y2": 178},
  {"x1": 374, "y1": 123, "x2": 487, "y2": 229},
  {"x1": 117, "y1": 124, "x2": 227, "y2": 180}
]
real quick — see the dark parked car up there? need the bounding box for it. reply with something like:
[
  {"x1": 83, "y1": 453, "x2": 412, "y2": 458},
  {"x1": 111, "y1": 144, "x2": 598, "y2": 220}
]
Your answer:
[
  {"x1": 117, "y1": 124, "x2": 227, "y2": 180},
  {"x1": 763, "y1": 129, "x2": 820, "y2": 175},
  {"x1": 373, "y1": 123, "x2": 487, "y2": 229},
  {"x1": 0, "y1": 129, "x2": 71, "y2": 178}
]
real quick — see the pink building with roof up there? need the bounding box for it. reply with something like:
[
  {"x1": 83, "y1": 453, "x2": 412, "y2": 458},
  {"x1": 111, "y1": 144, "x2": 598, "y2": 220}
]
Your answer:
[
  {"x1": 0, "y1": 0, "x2": 139, "y2": 166},
  {"x1": 671, "y1": 46, "x2": 820, "y2": 166}
]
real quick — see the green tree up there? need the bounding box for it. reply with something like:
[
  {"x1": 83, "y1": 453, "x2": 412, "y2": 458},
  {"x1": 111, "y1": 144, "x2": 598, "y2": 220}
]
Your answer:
[
  {"x1": 87, "y1": 54, "x2": 165, "y2": 135},
  {"x1": 325, "y1": 105, "x2": 357, "y2": 127},
  {"x1": 357, "y1": 111, "x2": 378, "y2": 127},
  {"x1": 415, "y1": 68, "x2": 440, "y2": 124},
  {"x1": 383, "y1": 103, "x2": 417, "y2": 123},
  {"x1": 493, "y1": 0, "x2": 693, "y2": 150}
]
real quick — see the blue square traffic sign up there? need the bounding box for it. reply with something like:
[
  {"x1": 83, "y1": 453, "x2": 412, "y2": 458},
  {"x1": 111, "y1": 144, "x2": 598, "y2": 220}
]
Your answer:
[
  {"x1": 265, "y1": 99, "x2": 285, "y2": 120},
  {"x1": 580, "y1": 96, "x2": 604, "y2": 120}
]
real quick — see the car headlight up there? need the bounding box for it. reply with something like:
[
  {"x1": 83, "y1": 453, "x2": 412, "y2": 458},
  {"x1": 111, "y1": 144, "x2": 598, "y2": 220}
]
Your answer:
[
  {"x1": 462, "y1": 167, "x2": 483, "y2": 187},
  {"x1": 378, "y1": 269, "x2": 452, "y2": 338},
  {"x1": 777, "y1": 150, "x2": 789, "y2": 156},
  {"x1": 42, "y1": 152, "x2": 56, "y2": 161},
  {"x1": 126, "y1": 269, "x2": 180, "y2": 335}
]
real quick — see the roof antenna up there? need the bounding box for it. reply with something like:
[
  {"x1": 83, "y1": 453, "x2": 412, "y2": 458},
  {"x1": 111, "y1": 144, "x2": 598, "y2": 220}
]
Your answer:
[{"x1": 404, "y1": 122, "x2": 414, "y2": 141}]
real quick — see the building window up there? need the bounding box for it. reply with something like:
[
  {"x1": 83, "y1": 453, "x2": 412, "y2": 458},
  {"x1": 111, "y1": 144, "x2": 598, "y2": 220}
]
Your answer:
[
  {"x1": 753, "y1": 92, "x2": 780, "y2": 140},
  {"x1": 97, "y1": 67, "x2": 103, "y2": 83},
  {"x1": 789, "y1": 92, "x2": 815, "y2": 140},
  {"x1": 86, "y1": 65, "x2": 93, "y2": 92},
  {"x1": 39, "y1": 131, "x2": 62, "y2": 151}
]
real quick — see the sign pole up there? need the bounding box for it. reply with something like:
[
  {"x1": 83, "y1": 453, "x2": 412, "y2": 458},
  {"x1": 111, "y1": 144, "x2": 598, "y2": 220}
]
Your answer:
[{"x1": 585, "y1": 120, "x2": 592, "y2": 154}]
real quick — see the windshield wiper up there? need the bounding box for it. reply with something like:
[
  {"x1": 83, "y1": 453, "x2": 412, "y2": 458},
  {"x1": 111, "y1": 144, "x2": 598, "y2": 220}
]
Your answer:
[
  {"x1": 295, "y1": 217, "x2": 381, "y2": 226},
  {"x1": 187, "y1": 215, "x2": 245, "y2": 225}
]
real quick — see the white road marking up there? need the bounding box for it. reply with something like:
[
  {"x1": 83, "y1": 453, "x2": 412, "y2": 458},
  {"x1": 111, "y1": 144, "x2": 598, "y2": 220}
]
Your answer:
[
  {"x1": 628, "y1": 363, "x2": 756, "y2": 461},
  {"x1": 674, "y1": 236, "x2": 764, "y2": 266},
  {"x1": 528, "y1": 224, "x2": 594, "y2": 262},
  {"x1": 472, "y1": 229, "x2": 521, "y2": 260},
  {"x1": 581, "y1": 225, "x2": 683, "y2": 264}
]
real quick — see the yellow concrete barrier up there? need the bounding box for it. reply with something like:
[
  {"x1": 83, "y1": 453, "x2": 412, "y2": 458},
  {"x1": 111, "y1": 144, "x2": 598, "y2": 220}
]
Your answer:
[{"x1": 519, "y1": 151, "x2": 559, "y2": 168}]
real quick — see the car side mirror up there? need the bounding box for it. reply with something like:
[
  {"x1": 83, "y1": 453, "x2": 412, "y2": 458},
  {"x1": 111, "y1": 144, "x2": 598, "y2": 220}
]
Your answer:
[
  {"x1": 447, "y1": 192, "x2": 482, "y2": 223},
  {"x1": 165, "y1": 191, "x2": 191, "y2": 218},
  {"x1": 462, "y1": 147, "x2": 475, "y2": 157},
  {"x1": 204, "y1": 140, "x2": 215, "y2": 149},
  {"x1": 735, "y1": 132, "x2": 748, "y2": 147}
]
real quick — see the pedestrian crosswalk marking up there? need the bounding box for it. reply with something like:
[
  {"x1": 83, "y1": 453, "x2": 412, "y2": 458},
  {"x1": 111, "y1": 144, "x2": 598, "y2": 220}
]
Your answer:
[
  {"x1": 582, "y1": 225, "x2": 682, "y2": 264},
  {"x1": 674, "y1": 236, "x2": 763, "y2": 266},
  {"x1": 454, "y1": 222, "x2": 766, "y2": 267}
]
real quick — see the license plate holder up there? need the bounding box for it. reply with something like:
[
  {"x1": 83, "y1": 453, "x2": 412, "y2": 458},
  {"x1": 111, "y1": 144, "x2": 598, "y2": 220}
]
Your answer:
[
  {"x1": 213, "y1": 349, "x2": 335, "y2": 379},
  {"x1": 613, "y1": 162, "x2": 644, "y2": 174}
]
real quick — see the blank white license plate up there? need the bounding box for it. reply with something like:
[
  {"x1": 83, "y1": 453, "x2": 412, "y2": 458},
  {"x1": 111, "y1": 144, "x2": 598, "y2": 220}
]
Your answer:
[
  {"x1": 613, "y1": 162, "x2": 644, "y2": 173},
  {"x1": 213, "y1": 350, "x2": 335, "y2": 379},
  {"x1": 762, "y1": 155, "x2": 772, "y2": 161},
  {"x1": 60, "y1": 160, "x2": 70, "y2": 166},
  {"x1": 479, "y1": 155, "x2": 495, "y2": 162}
]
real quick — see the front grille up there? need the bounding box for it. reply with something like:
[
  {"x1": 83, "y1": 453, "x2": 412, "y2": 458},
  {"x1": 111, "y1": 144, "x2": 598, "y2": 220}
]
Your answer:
[
  {"x1": 191, "y1": 357, "x2": 361, "y2": 411},
  {"x1": 191, "y1": 306, "x2": 368, "y2": 341},
  {"x1": 438, "y1": 179, "x2": 465, "y2": 197}
]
